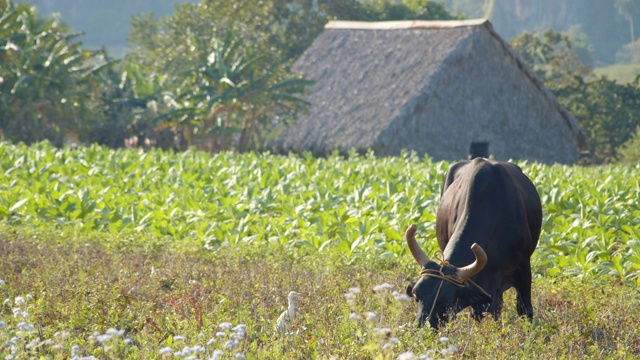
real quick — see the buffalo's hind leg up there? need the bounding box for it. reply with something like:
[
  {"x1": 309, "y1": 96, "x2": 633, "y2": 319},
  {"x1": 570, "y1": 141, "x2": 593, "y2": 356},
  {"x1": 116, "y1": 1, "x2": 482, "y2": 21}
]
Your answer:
[{"x1": 514, "y1": 261, "x2": 534, "y2": 318}]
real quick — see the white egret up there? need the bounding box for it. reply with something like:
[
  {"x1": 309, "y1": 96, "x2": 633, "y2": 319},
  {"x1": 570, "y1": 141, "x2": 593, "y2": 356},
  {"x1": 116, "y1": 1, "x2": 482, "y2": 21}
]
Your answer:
[{"x1": 275, "y1": 291, "x2": 300, "y2": 333}]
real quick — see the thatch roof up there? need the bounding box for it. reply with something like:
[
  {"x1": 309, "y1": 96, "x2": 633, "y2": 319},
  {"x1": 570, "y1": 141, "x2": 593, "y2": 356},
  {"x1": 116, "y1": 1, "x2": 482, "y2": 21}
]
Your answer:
[{"x1": 272, "y1": 19, "x2": 587, "y2": 164}]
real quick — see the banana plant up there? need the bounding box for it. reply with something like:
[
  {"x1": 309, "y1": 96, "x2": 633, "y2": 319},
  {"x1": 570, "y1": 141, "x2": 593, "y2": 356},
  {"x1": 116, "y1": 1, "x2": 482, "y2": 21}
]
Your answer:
[
  {"x1": 0, "y1": 0, "x2": 103, "y2": 146},
  {"x1": 173, "y1": 31, "x2": 312, "y2": 152},
  {"x1": 124, "y1": 28, "x2": 311, "y2": 153}
]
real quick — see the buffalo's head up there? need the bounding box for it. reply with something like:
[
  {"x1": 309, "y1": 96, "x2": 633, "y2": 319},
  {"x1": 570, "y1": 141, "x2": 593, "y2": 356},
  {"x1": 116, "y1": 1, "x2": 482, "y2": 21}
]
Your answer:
[{"x1": 405, "y1": 225, "x2": 491, "y2": 329}]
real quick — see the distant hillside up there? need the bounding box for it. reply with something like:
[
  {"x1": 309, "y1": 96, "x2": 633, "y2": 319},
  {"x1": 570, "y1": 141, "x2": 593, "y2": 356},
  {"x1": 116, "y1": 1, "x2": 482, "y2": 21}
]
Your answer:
[
  {"x1": 17, "y1": 0, "x2": 634, "y2": 65},
  {"x1": 444, "y1": 0, "x2": 631, "y2": 65},
  {"x1": 16, "y1": 0, "x2": 198, "y2": 55}
]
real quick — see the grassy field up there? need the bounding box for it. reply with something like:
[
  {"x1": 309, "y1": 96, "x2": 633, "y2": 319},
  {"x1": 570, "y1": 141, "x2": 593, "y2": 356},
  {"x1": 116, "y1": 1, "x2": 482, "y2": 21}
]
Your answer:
[
  {"x1": 594, "y1": 63, "x2": 640, "y2": 83},
  {"x1": 1, "y1": 142, "x2": 640, "y2": 358}
]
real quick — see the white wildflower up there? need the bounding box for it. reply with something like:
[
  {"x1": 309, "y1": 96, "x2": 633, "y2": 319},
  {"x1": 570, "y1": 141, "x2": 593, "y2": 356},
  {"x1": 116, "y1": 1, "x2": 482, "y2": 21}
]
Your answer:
[
  {"x1": 232, "y1": 324, "x2": 246, "y2": 333},
  {"x1": 420, "y1": 349, "x2": 437, "y2": 359},
  {"x1": 344, "y1": 291, "x2": 356, "y2": 306},
  {"x1": 206, "y1": 338, "x2": 217, "y2": 346},
  {"x1": 54, "y1": 331, "x2": 71, "y2": 342},
  {"x1": 373, "y1": 327, "x2": 391, "y2": 336},
  {"x1": 439, "y1": 336, "x2": 450, "y2": 343},
  {"x1": 17, "y1": 322, "x2": 35, "y2": 332},
  {"x1": 216, "y1": 331, "x2": 227, "y2": 337},
  {"x1": 441, "y1": 344, "x2": 459, "y2": 356},
  {"x1": 158, "y1": 347, "x2": 173, "y2": 356},
  {"x1": 0, "y1": 279, "x2": 5, "y2": 286},
  {"x1": 364, "y1": 311, "x2": 378, "y2": 322},
  {"x1": 106, "y1": 328, "x2": 125, "y2": 337},
  {"x1": 211, "y1": 349, "x2": 224, "y2": 360},
  {"x1": 398, "y1": 351, "x2": 416, "y2": 360},
  {"x1": 96, "y1": 334, "x2": 112, "y2": 344},
  {"x1": 348, "y1": 287, "x2": 361, "y2": 294},
  {"x1": 15, "y1": 296, "x2": 26, "y2": 306},
  {"x1": 180, "y1": 346, "x2": 195, "y2": 356},
  {"x1": 231, "y1": 332, "x2": 244, "y2": 341},
  {"x1": 235, "y1": 353, "x2": 247, "y2": 360},
  {"x1": 392, "y1": 290, "x2": 411, "y2": 302},
  {"x1": 0, "y1": 320, "x2": 5, "y2": 329},
  {"x1": 25, "y1": 338, "x2": 40, "y2": 350},
  {"x1": 71, "y1": 345, "x2": 81, "y2": 356},
  {"x1": 373, "y1": 283, "x2": 394, "y2": 292},
  {"x1": 224, "y1": 339, "x2": 237, "y2": 349},
  {"x1": 173, "y1": 335, "x2": 185, "y2": 342},
  {"x1": 349, "y1": 312, "x2": 361, "y2": 320},
  {"x1": 124, "y1": 338, "x2": 132, "y2": 345},
  {"x1": 219, "y1": 322, "x2": 233, "y2": 330}
]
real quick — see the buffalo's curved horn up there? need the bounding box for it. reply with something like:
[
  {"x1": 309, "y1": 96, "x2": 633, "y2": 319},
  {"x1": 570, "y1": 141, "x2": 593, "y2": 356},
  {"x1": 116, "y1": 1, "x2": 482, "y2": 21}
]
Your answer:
[
  {"x1": 455, "y1": 243, "x2": 488, "y2": 281},
  {"x1": 405, "y1": 224, "x2": 430, "y2": 267}
]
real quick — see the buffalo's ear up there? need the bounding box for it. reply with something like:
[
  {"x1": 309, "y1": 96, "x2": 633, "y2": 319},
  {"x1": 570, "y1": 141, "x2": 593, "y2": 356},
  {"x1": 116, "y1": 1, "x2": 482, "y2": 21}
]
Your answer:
[{"x1": 406, "y1": 282, "x2": 416, "y2": 298}]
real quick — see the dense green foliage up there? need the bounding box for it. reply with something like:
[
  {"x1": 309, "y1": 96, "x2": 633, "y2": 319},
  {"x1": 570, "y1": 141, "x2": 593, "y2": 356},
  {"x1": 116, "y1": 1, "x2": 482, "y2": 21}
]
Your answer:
[
  {"x1": 554, "y1": 77, "x2": 640, "y2": 162},
  {"x1": 616, "y1": 125, "x2": 640, "y2": 163},
  {"x1": 510, "y1": 30, "x2": 640, "y2": 163},
  {"x1": 0, "y1": 0, "x2": 114, "y2": 146},
  {"x1": 1, "y1": 142, "x2": 639, "y2": 284}
]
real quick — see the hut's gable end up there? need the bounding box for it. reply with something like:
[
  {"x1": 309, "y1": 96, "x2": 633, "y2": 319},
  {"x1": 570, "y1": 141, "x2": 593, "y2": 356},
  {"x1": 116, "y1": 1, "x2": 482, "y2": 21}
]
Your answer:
[{"x1": 381, "y1": 24, "x2": 582, "y2": 164}]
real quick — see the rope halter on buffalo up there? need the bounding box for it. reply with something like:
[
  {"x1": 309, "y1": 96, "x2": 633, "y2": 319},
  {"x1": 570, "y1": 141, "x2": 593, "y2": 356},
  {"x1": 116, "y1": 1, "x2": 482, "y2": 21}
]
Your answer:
[
  {"x1": 405, "y1": 224, "x2": 492, "y2": 325},
  {"x1": 420, "y1": 253, "x2": 492, "y2": 324}
]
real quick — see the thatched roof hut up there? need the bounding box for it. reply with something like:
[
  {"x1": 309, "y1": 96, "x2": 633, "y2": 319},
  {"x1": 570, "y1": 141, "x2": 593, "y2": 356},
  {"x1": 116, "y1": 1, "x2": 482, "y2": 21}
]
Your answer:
[{"x1": 272, "y1": 19, "x2": 587, "y2": 164}]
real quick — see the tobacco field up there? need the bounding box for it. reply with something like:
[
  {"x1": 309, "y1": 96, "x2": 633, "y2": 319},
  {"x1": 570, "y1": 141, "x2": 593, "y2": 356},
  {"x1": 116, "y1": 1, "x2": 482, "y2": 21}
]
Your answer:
[{"x1": 1, "y1": 141, "x2": 640, "y2": 359}]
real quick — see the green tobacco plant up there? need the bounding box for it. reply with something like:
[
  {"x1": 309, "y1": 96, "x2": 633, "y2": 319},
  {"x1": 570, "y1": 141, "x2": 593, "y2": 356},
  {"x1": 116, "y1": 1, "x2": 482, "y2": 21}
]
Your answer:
[{"x1": 1, "y1": 142, "x2": 640, "y2": 285}]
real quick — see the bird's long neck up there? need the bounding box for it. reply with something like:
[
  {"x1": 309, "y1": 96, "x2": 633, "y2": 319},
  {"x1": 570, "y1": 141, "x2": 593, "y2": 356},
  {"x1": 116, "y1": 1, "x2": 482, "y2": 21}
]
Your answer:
[{"x1": 288, "y1": 299, "x2": 295, "y2": 318}]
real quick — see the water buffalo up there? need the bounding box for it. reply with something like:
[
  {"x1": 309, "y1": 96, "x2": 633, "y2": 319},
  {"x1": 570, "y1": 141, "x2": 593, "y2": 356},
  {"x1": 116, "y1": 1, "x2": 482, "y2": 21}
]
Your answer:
[{"x1": 405, "y1": 158, "x2": 542, "y2": 329}]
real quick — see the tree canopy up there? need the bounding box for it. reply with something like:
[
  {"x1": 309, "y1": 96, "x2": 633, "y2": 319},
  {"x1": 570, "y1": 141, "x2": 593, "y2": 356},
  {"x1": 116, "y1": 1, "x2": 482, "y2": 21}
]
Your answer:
[
  {"x1": 0, "y1": 0, "x2": 112, "y2": 146},
  {"x1": 510, "y1": 29, "x2": 640, "y2": 163},
  {"x1": 3, "y1": 0, "x2": 640, "y2": 163}
]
